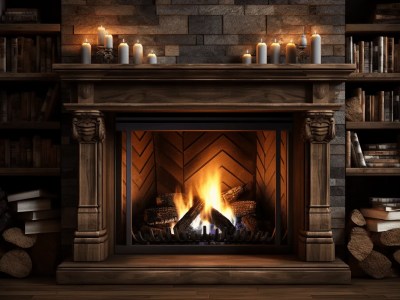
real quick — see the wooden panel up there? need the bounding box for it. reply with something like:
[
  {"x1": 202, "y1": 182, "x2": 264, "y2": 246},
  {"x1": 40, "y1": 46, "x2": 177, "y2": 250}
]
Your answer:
[
  {"x1": 280, "y1": 131, "x2": 288, "y2": 237},
  {"x1": 346, "y1": 23, "x2": 400, "y2": 33},
  {"x1": 346, "y1": 122, "x2": 400, "y2": 130},
  {"x1": 348, "y1": 73, "x2": 400, "y2": 82},
  {"x1": 346, "y1": 168, "x2": 400, "y2": 176},
  {"x1": 130, "y1": 131, "x2": 156, "y2": 230}
]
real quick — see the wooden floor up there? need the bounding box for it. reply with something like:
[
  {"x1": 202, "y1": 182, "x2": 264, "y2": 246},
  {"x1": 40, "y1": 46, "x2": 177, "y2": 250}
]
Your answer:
[{"x1": 0, "y1": 278, "x2": 400, "y2": 300}]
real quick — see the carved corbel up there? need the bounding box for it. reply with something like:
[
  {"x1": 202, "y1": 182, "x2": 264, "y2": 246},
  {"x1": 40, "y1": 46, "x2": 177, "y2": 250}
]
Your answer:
[
  {"x1": 72, "y1": 110, "x2": 105, "y2": 143},
  {"x1": 304, "y1": 111, "x2": 335, "y2": 143}
]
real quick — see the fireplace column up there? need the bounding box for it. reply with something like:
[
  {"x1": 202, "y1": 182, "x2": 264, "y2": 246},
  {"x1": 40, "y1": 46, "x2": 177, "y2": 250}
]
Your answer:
[
  {"x1": 72, "y1": 110, "x2": 108, "y2": 261},
  {"x1": 299, "y1": 110, "x2": 336, "y2": 262}
]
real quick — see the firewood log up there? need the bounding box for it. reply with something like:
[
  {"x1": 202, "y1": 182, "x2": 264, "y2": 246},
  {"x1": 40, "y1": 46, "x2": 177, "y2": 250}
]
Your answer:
[
  {"x1": 359, "y1": 250, "x2": 392, "y2": 279},
  {"x1": 371, "y1": 228, "x2": 400, "y2": 247},
  {"x1": 2, "y1": 227, "x2": 37, "y2": 249},
  {"x1": 210, "y1": 208, "x2": 235, "y2": 234},
  {"x1": 221, "y1": 185, "x2": 247, "y2": 203},
  {"x1": 350, "y1": 209, "x2": 366, "y2": 226},
  {"x1": 144, "y1": 207, "x2": 178, "y2": 226},
  {"x1": 394, "y1": 249, "x2": 400, "y2": 265},
  {"x1": 0, "y1": 249, "x2": 32, "y2": 278},
  {"x1": 174, "y1": 196, "x2": 204, "y2": 232},
  {"x1": 231, "y1": 200, "x2": 256, "y2": 218},
  {"x1": 347, "y1": 227, "x2": 373, "y2": 261},
  {"x1": 242, "y1": 215, "x2": 258, "y2": 232},
  {"x1": 156, "y1": 193, "x2": 186, "y2": 207}
]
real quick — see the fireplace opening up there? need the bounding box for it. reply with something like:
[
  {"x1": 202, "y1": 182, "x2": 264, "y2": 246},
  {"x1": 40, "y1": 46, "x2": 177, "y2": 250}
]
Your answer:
[{"x1": 115, "y1": 114, "x2": 293, "y2": 254}]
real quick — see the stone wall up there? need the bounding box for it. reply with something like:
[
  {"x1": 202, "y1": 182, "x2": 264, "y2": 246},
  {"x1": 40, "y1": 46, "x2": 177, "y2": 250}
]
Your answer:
[{"x1": 60, "y1": 0, "x2": 346, "y2": 249}]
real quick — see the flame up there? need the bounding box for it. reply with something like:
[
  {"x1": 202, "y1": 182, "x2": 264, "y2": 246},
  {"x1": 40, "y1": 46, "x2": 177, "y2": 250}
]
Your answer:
[{"x1": 173, "y1": 168, "x2": 235, "y2": 232}]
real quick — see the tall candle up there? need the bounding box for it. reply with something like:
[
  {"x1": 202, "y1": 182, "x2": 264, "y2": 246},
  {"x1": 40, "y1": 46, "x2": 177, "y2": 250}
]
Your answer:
[
  {"x1": 133, "y1": 40, "x2": 143, "y2": 64},
  {"x1": 105, "y1": 32, "x2": 113, "y2": 49},
  {"x1": 81, "y1": 39, "x2": 91, "y2": 64},
  {"x1": 242, "y1": 50, "x2": 252, "y2": 64},
  {"x1": 118, "y1": 39, "x2": 129, "y2": 64},
  {"x1": 97, "y1": 25, "x2": 105, "y2": 46},
  {"x1": 271, "y1": 39, "x2": 280, "y2": 64},
  {"x1": 256, "y1": 39, "x2": 267, "y2": 64},
  {"x1": 147, "y1": 50, "x2": 157, "y2": 64},
  {"x1": 311, "y1": 32, "x2": 321, "y2": 64},
  {"x1": 285, "y1": 40, "x2": 297, "y2": 64}
]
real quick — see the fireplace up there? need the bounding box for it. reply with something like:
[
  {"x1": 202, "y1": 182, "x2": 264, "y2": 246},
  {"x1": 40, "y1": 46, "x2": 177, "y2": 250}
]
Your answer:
[
  {"x1": 115, "y1": 114, "x2": 291, "y2": 253},
  {"x1": 54, "y1": 64, "x2": 355, "y2": 284}
]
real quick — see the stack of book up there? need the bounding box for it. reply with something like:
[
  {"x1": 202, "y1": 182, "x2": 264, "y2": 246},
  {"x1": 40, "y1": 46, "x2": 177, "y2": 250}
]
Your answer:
[
  {"x1": 346, "y1": 36, "x2": 400, "y2": 73},
  {"x1": 362, "y1": 197, "x2": 400, "y2": 232},
  {"x1": 373, "y1": 3, "x2": 400, "y2": 24},
  {"x1": 347, "y1": 132, "x2": 400, "y2": 168},
  {"x1": 2, "y1": 8, "x2": 39, "y2": 23},
  {"x1": 6, "y1": 189, "x2": 60, "y2": 234}
]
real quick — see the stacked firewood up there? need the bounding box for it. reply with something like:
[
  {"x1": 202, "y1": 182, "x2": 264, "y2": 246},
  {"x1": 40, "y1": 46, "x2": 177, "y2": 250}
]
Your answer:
[
  {"x1": 347, "y1": 209, "x2": 400, "y2": 278},
  {"x1": 0, "y1": 188, "x2": 36, "y2": 278}
]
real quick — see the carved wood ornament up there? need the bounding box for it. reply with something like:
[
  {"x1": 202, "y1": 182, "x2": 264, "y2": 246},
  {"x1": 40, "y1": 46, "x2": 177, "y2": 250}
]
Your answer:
[
  {"x1": 72, "y1": 110, "x2": 105, "y2": 143},
  {"x1": 304, "y1": 111, "x2": 335, "y2": 143}
]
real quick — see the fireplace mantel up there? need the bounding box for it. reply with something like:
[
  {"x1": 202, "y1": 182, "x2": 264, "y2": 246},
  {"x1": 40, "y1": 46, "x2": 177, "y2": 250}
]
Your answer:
[{"x1": 56, "y1": 64, "x2": 355, "y2": 284}]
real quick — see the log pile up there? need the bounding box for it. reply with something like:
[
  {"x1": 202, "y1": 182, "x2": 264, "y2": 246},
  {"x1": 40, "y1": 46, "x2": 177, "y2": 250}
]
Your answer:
[{"x1": 347, "y1": 209, "x2": 400, "y2": 278}]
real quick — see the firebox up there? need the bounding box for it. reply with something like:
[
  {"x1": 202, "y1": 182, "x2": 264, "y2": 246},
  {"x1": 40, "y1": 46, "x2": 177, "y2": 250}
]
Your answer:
[{"x1": 115, "y1": 114, "x2": 292, "y2": 254}]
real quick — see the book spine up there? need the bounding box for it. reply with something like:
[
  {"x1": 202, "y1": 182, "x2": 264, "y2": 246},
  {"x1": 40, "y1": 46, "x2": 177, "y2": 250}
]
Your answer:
[
  {"x1": 351, "y1": 132, "x2": 366, "y2": 167},
  {"x1": 389, "y1": 37, "x2": 394, "y2": 73},
  {"x1": 369, "y1": 41, "x2": 373, "y2": 73},
  {"x1": 0, "y1": 37, "x2": 5, "y2": 72},
  {"x1": 384, "y1": 36, "x2": 388, "y2": 73},
  {"x1": 11, "y1": 37, "x2": 18, "y2": 73},
  {"x1": 378, "y1": 91, "x2": 385, "y2": 122},
  {"x1": 359, "y1": 41, "x2": 365, "y2": 73},
  {"x1": 395, "y1": 94, "x2": 400, "y2": 122},
  {"x1": 346, "y1": 36, "x2": 353, "y2": 64},
  {"x1": 378, "y1": 36, "x2": 384, "y2": 73},
  {"x1": 346, "y1": 130, "x2": 351, "y2": 168}
]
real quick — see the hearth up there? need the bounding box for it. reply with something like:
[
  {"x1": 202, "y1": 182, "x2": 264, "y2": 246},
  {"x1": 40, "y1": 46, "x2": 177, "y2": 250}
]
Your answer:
[{"x1": 54, "y1": 64, "x2": 355, "y2": 284}]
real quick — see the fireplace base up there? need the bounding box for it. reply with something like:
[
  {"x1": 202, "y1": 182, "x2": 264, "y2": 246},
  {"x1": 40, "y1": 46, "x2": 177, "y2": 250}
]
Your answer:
[{"x1": 56, "y1": 255, "x2": 350, "y2": 284}]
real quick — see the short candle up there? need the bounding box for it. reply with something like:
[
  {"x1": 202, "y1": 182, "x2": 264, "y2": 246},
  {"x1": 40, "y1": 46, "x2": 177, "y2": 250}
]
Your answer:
[
  {"x1": 105, "y1": 32, "x2": 113, "y2": 49},
  {"x1": 118, "y1": 39, "x2": 129, "y2": 64},
  {"x1": 147, "y1": 50, "x2": 157, "y2": 64},
  {"x1": 285, "y1": 40, "x2": 297, "y2": 64},
  {"x1": 242, "y1": 50, "x2": 252, "y2": 64},
  {"x1": 256, "y1": 39, "x2": 267, "y2": 64},
  {"x1": 97, "y1": 25, "x2": 105, "y2": 46},
  {"x1": 133, "y1": 40, "x2": 143, "y2": 64},
  {"x1": 81, "y1": 39, "x2": 91, "y2": 64}
]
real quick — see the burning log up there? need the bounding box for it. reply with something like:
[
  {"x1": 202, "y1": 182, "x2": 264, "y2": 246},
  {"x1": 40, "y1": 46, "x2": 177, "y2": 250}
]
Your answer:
[
  {"x1": 241, "y1": 214, "x2": 258, "y2": 232},
  {"x1": 174, "y1": 196, "x2": 204, "y2": 232},
  {"x1": 231, "y1": 200, "x2": 256, "y2": 217},
  {"x1": 144, "y1": 207, "x2": 178, "y2": 226},
  {"x1": 221, "y1": 184, "x2": 247, "y2": 203},
  {"x1": 210, "y1": 208, "x2": 235, "y2": 234}
]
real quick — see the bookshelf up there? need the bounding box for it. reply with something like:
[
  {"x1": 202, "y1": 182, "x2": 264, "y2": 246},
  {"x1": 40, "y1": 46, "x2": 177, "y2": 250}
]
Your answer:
[{"x1": 345, "y1": 0, "x2": 400, "y2": 212}]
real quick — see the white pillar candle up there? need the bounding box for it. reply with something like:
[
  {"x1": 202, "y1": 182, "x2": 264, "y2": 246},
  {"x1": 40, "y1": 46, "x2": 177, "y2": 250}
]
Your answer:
[
  {"x1": 285, "y1": 40, "x2": 297, "y2": 64},
  {"x1": 256, "y1": 39, "x2": 267, "y2": 64},
  {"x1": 105, "y1": 32, "x2": 113, "y2": 49},
  {"x1": 147, "y1": 50, "x2": 157, "y2": 64},
  {"x1": 133, "y1": 40, "x2": 143, "y2": 64},
  {"x1": 118, "y1": 39, "x2": 129, "y2": 64},
  {"x1": 270, "y1": 39, "x2": 280, "y2": 64},
  {"x1": 97, "y1": 25, "x2": 106, "y2": 46},
  {"x1": 300, "y1": 34, "x2": 307, "y2": 48},
  {"x1": 242, "y1": 50, "x2": 252, "y2": 64},
  {"x1": 81, "y1": 39, "x2": 91, "y2": 64},
  {"x1": 311, "y1": 32, "x2": 321, "y2": 64}
]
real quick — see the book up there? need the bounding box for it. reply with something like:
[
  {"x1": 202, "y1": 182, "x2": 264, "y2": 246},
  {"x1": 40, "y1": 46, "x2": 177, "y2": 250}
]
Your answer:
[
  {"x1": 363, "y1": 150, "x2": 400, "y2": 156},
  {"x1": 346, "y1": 130, "x2": 351, "y2": 168},
  {"x1": 361, "y1": 208, "x2": 400, "y2": 220},
  {"x1": 366, "y1": 218, "x2": 400, "y2": 232},
  {"x1": 350, "y1": 132, "x2": 366, "y2": 167},
  {"x1": 18, "y1": 209, "x2": 60, "y2": 221},
  {"x1": 370, "y1": 197, "x2": 400, "y2": 204},
  {"x1": 366, "y1": 162, "x2": 400, "y2": 168},
  {"x1": 11, "y1": 37, "x2": 17, "y2": 73},
  {"x1": 10, "y1": 198, "x2": 52, "y2": 213},
  {"x1": 372, "y1": 204, "x2": 400, "y2": 212},
  {"x1": 365, "y1": 155, "x2": 400, "y2": 160},
  {"x1": 24, "y1": 219, "x2": 60, "y2": 235},
  {"x1": 0, "y1": 37, "x2": 5, "y2": 72},
  {"x1": 7, "y1": 189, "x2": 55, "y2": 202},
  {"x1": 363, "y1": 143, "x2": 398, "y2": 150}
]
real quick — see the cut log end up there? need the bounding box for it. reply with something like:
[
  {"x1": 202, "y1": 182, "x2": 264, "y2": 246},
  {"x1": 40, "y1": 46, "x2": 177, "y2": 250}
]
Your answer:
[
  {"x1": 350, "y1": 209, "x2": 366, "y2": 226},
  {"x1": 347, "y1": 231, "x2": 373, "y2": 261},
  {"x1": 231, "y1": 200, "x2": 256, "y2": 218},
  {"x1": 2, "y1": 227, "x2": 37, "y2": 249},
  {"x1": 359, "y1": 250, "x2": 392, "y2": 279},
  {"x1": 0, "y1": 249, "x2": 32, "y2": 278},
  {"x1": 380, "y1": 228, "x2": 400, "y2": 247}
]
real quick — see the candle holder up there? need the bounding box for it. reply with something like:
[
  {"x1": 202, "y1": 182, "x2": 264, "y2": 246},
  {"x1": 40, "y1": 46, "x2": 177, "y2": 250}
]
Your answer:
[
  {"x1": 297, "y1": 44, "x2": 308, "y2": 64},
  {"x1": 95, "y1": 46, "x2": 116, "y2": 63}
]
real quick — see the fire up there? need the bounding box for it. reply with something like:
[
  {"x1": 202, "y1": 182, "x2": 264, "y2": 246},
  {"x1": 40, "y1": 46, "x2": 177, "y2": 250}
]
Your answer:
[{"x1": 172, "y1": 168, "x2": 235, "y2": 232}]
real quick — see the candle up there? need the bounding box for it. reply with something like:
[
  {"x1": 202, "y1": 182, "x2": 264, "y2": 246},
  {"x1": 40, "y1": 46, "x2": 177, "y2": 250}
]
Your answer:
[
  {"x1": 300, "y1": 34, "x2": 307, "y2": 48},
  {"x1": 105, "y1": 32, "x2": 113, "y2": 49},
  {"x1": 81, "y1": 39, "x2": 91, "y2": 64},
  {"x1": 271, "y1": 39, "x2": 280, "y2": 64},
  {"x1": 133, "y1": 40, "x2": 143, "y2": 64},
  {"x1": 256, "y1": 39, "x2": 267, "y2": 64},
  {"x1": 97, "y1": 25, "x2": 105, "y2": 46},
  {"x1": 147, "y1": 50, "x2": 157, "y2": 64},
  {"x1": 118, "y1": 39, "x2": 129, "y2": 64},
  {"x1": 311, "y1": 32, "x2": 321, "y2": 64},
  {"x1": 285, "y1": 40, "x2": 297, "y2": 64},
  {"x1": 242, "y1": 50, "x2": 252, "y2": 64}
]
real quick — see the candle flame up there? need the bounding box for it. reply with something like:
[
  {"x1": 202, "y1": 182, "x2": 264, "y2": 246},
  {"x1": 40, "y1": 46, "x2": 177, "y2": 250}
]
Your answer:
[
  {"x1": 314, "y1": 31, "x2": 317, "y2": 35},
  {"x1": 85, "y1": 38, "x2": 88, "y2": 43},
  {"x1": 260, "y1": 38, "x2": 263, "y2": 43},
  {"x1": 246, "y1": 49, "x2": 249, "y2": 54},
  {"x1": 151, "y1": 50, "x2": 154, "y2": 54},
  {"x1": 122, "y1": 38, "x2": 125, "y2": 43}
]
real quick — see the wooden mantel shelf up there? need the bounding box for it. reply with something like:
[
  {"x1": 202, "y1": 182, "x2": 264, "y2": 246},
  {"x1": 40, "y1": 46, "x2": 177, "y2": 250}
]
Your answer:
[{"x1": 53, "y1": 64, "x2": 355, "y2": 81}]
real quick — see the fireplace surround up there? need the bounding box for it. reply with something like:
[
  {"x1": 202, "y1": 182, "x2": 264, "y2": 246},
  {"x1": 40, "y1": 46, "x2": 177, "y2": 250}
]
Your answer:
[{"x1": 55, "y1": 64, "x2": 354, "y2": 284}]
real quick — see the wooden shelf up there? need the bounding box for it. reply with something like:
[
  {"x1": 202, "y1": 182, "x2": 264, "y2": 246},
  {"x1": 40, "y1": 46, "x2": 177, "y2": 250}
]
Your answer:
[
  {"x1": 346, "y1": 24, "x2": 400, "y2": 34},
  {"x1": 0, "y1": 122, "x2": 60, "y2": 130},
  {"x1": 346, "y1": 168, "x2": 400, "y2": 176},
  {"x1": 0, "y1": 73, "x2": 58, "y2": 81},
  {"x1": 0, "y1": 168, "x2": 60, "y2": 176},
  {"x1": 348, "y1": 73, "x2": 400, "y2": 82},
  {"x1": 347, "y1": 122, "x2": 400, "y2": 130},
  {"x1": 0, "y1": 24, "x2": 60, "y2": 34}
]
